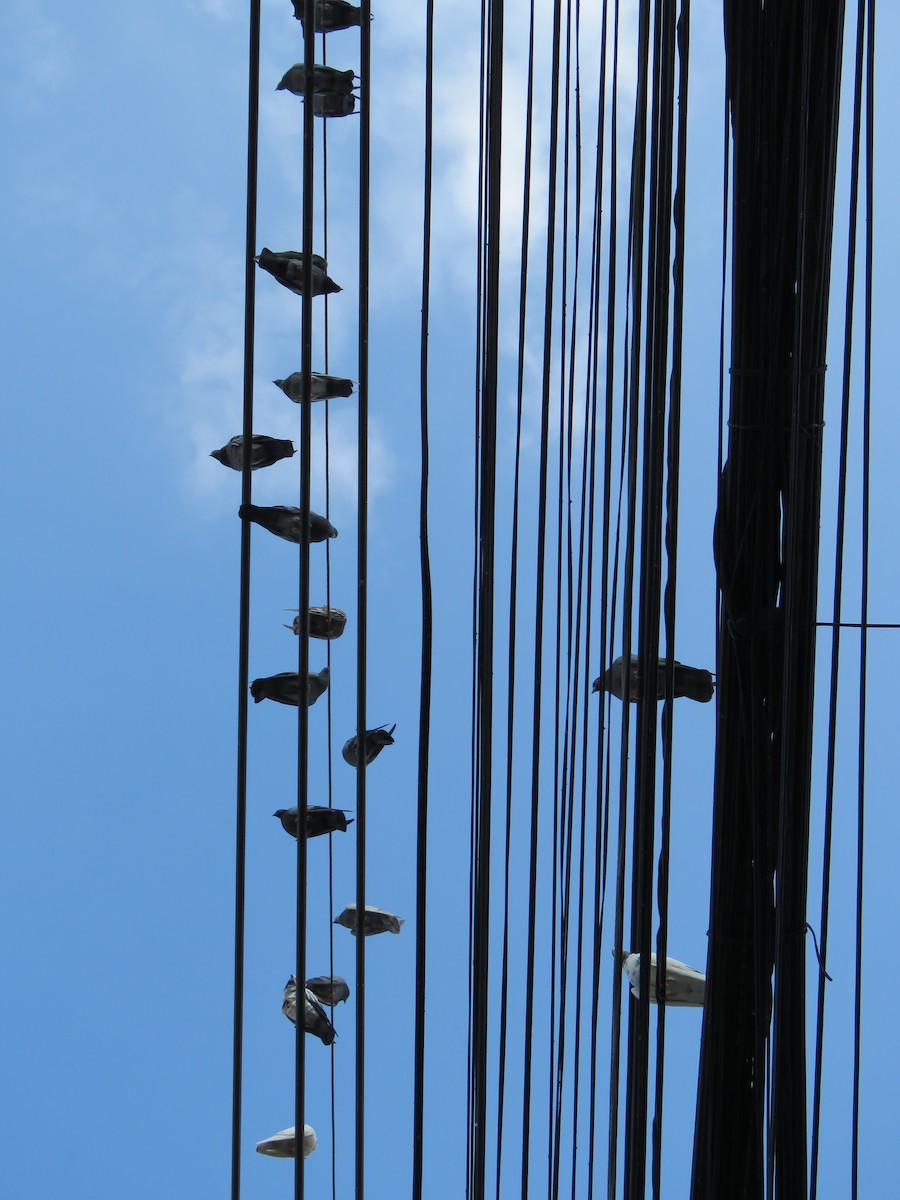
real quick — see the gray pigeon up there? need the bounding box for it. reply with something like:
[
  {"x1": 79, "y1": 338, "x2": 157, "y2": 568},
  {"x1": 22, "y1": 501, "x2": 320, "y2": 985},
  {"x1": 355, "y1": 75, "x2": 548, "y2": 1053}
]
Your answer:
[
  {"x1": 341, "y1": 724, "x2": 396, "y2": 767},
  {"x1": 282, "y1": 976, "x2": 337, "y2": 1045},
  {"x1": 314, "y1": 93, "x2": 356, "y2": 118},
  {"x1": 210, "y1": 435, "x2": 295, "y2": 471},
  {"x1": 256, "y1": 247, "x2": 341, "y2": 297},
  {"x1": 292, "y1": 0, "x2": 362, "y2": 32},
  {"x1": 277, "y1": 64, "x2": 355, "y2": 96},
  {"x1": 256, "y1": 1125, "x2": 317, "y2": 1159},
  {"x1": 621, "y1": 951, "x2": 706, "y2": 1007},
  {"x1": 250, "y1": 666, "x2": 330, "y2": 706},
  {"x1": 274, "y1": 372, "x2": 355, "y2": 402},
  {"x1": 305, "y1": 974, "x2": 350, "y2": 1006},
  {"x1": 284, "y1": 605, "x2": 348, "y2": 640},
  {"x1": 240, "y1": 503, "x2": 337, "y2": 544},
  {"x1": 273, "y1": 805, "x2": 353, "y2": 838},
  {"x1": 592, "y1": 654, "x2": 714, "y2": 703},
  {"x1": 334, "y1": 904, "x2": 404, "y2": 937}
]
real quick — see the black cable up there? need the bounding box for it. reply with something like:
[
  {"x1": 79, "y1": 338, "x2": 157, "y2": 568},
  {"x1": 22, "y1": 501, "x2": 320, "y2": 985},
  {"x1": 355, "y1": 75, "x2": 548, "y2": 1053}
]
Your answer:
[{"x1": 231, "y1": 6, "x2": 261, "y2": 1200}]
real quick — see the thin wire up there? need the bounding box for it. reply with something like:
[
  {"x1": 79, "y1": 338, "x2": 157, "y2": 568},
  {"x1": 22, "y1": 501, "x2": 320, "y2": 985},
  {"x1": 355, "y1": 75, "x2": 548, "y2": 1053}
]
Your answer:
[{"x1": 231, "y1": 4, "x2": 261, "y2": 1199}]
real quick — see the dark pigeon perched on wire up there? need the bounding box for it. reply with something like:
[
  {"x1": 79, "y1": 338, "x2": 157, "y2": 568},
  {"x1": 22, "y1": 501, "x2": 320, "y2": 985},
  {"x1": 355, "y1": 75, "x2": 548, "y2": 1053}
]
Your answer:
[
  {"x1": 240, "y1": 503, "x2": 337, "y2": 544},
  {"x1": 341, "y1": 724, "x2": 396, "y2": 768},
  {"x1": 282, "y1": 976, "x2": 337, "y2": 1045},
  {"x1": 285, "y1": 605, "x2": 348, "y2": 640},
  {"x1": 274, "y1": 372, "x2": 355, "y2": 402},
  {"x1": 592, "y1": 654, "x2": 714, "y2": 703},
  {"x1": 292, "y1": 0, "x2": 362, "y2": 33},
  {"x1": 621, "y1": 951, "x2": 706, "y2": 1007},
  {"x1": 250, "y1": 666, "x2": 330, "y2": 706},
  {"x1": 334, "y1": 904, "x2": 404, "y2": 937},
  {"x1": 277, "y1": 64, "x2": 355, "y2": 96},
  {"x1": 273, "y1": 805, "x2": 353, "y2": 838},
  {"x1": 256, "y1": 248, "x2": 341, "y2": 297},
  {"x1": 306, "y1": 975, "x2": 350, "y2": 1006},
  {"x1": 314, "y1": 92, "x2": 356, "y2": 118},
  {"x1": 210, "y1": 435, "x2": 295, "y2": 471}
]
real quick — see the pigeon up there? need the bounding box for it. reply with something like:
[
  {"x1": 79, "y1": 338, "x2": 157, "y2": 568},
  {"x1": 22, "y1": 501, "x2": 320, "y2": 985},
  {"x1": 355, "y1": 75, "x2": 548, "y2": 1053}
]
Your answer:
[
  {"x1": 256, "y1": 1125, "x2": 318, "y2": 1159},
  {"x1": 274, "y1": 372, "x2": 355, "y2": 402},
  {"x1": 620, "y1": 951, "x2": 706, "y2": 1007},
  {"x1": 277, "y1": 64, "x2": 355, "y2": 96},
  {"x1": 256, "y1": 247, "x2": 342, "y2": 297},
  {"x1": 282, "y1": 976, "x2": 337, "y2": 1045},
  {"x1": 240, "y1": 503, "x2": 337, "y2": 544},
  {"x1": 273, "y1": 805, "x2": 354, "y2": 838},
  {"x1": 250, "y1": 667, "x2": 330, "y2": 706},
  {"x1": 284, "y1": 606, "x2": 348, "y2": 640},
  {"x1": 305, "y1": 975, "x2": 350, "y2": 1006},
  {"x1": 210, "y1": 435, "x2": 295, "y2": 471},
  {"x1": 334, "y1": 904, "x2": 404, "y2": 937},
  {"x1": 341, "y1": 724, "x2": 396, "y2": 767},
  {"x1": 292, "y1": 0, "x2": 362, "y2": 33},
  {"x1": 314, "y1": 92, "x2": 356, "y2": 118},
  {"x1": 592, "y1": 654, "x2": 714, "y2": 703}
]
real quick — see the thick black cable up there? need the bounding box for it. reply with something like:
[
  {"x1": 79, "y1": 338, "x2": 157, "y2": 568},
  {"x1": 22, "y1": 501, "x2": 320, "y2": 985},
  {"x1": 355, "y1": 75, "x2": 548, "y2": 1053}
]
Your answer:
[{"x1": 231, "y1": 5, "x2": 261, "y2": 1200}]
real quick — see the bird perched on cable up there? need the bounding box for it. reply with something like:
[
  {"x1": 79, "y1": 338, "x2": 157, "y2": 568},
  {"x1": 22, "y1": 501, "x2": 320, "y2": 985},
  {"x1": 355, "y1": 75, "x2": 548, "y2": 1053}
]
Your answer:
[
  {"x1": 282, "y1": 976, "x2": 337, "y2": 1045},
  {"x1": 256, "y1": 247, "x2": 342, "y2": 297},
  {"x1": 210, "y1": 434, "x2": 295, "y2": 471},
  {"x1": 256, "y1": 1125, "x2": 318, "y2": 1159},
  {"x1": 240, "y1": 503, "x2": 337, "y2": 545},
  {"x1": 592, "y1": 654, "x2": 714, "y2": 703},
  {"x1": 250, "y1": 667, "x2": 330, "y2": 706},
  {"x1": 314, "y1": 93, "x2": 356, "y2": 118},
  {"x1": 274, "y1": 372, "x2": 355, "y2": 403},
  {"x1": 277, "y1": 64, "x2": 355, "y2": 96},
  {"x1": 273, "y1": 805, "x2": 353, "y2": 838},
  {"x1": 341, "y1": 724, "x2": 396, "y2": 768},
  {"x1": 292, "y1": 0, "x2": 362, "y2": 33},
  {"x1": 305, "y1": 975, "x2": 350, "y2": 1006},
  {"x1": 620, "y1": 951, "x2": 706, "y2": 1007},
  {"x1": 334, "y1": 904, "x2": 404, "y2": 937},
  {"x1": 285, "y1": 606, "x2": 348, "y2": 640}
]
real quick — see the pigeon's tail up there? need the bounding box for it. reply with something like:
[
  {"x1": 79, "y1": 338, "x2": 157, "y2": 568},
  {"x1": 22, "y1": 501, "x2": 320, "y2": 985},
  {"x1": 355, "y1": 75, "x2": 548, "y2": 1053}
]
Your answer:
[
  {"x1": 393, "y1": 918, "x2": 406, "y2": 933},
  {"x1": 675, "y1": 665, "x2": 715, "y2": 703},
  {"x1": 250, "y1": 679, "x2": 265, "y2": 703}
]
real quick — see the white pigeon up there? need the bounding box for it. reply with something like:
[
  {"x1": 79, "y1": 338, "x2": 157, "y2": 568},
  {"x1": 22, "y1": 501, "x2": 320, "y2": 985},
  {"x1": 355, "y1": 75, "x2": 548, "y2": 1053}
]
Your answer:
[
  {"x1": 621, "y1": 950, "x2": 706, "y2": 1007},
  {"x1": 255, "y1": 1125, "x2": 318, "y2": 1158}
]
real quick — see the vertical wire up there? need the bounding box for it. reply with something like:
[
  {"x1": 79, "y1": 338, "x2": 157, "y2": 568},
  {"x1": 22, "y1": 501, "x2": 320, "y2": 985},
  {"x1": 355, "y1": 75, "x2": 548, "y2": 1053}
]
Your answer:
[{"x1": 231, "y1": 5, "x2": 261, "y2": 1199}]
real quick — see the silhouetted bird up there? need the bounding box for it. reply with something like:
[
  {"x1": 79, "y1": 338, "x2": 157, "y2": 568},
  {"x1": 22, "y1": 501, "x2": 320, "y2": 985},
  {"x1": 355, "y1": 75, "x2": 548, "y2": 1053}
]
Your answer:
[
  {"x1": 277, "y1": 64, "x2": 355, "y2": 95},
  {"x1": 341, "y1": 724, "x2": 396, "y2": 767},
  {"x1": 273, "y1": 805, "x2": 353, "y2": 838},
  {"x1": 256, "y1": 1126, "x2": 318, "y2": 1159},
  {"x1": 621, "y1": 951, "x2": 706, "y2": 1007},
  {"x1": 240, "y1": 503, "x2": 337, "y2": 544},
  {"x1": 334, "y1": 904, "x2": 404, "y2": 937},
  {"x1": 282, "y1": 976, "x2": 337, "y2": 1045},
  {"x1": 256, "y1": 247, "x2": 341, "y2": 297},
  {"x1": 592, "y1": 654, "x2": 714, "y2": 703},
  {"x1": 274, "y1": 372, "x2": 355, "y2": 402},
  {"x1": 314, "y1": 93, "x2": 356, "y2": 117},
  {"x1": 210, "y1": 435, "x2": 295, "y2": 471},
  {"x1": 250, "y1": 667, "x2": 330, "y2": 706},
  {"x1": 284, "y1": 605, "x2": 348, "y2": 640},
  {"x1": 292, "y1": 0, "x2": 362, "y2": 33},
  {"x1": 306, "y1": 975, "x2": 350, "y2": 1006}
]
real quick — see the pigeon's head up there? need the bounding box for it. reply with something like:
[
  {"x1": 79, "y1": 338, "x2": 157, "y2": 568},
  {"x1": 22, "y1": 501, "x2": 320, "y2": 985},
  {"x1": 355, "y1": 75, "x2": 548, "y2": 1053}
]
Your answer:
[{"x1": 210, "y1": 447, "x2": 227, "y2": 464}]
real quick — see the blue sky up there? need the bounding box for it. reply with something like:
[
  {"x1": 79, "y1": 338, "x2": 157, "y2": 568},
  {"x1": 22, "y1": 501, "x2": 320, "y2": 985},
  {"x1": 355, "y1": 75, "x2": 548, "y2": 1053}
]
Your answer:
[{"x1": 2, "y1": 1, "x2": 900, "y2": 1197}]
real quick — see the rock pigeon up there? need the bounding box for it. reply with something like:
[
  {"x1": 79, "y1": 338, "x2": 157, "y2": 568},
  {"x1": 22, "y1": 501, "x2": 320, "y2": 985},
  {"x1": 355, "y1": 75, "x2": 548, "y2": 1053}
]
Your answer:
[
  {"x1": 256, "y1": 247, "x2": 342, "y2": 297},
  {"x1": 341, "y1": 724, "x2": 396, "y2": 767},
  {"x1": 210, "y1": 435, "x2": 295, "y2": 471},
  {"x1": 240, "y1": 503, "x2": 337, "y2": 544},
  {"x1": 282, "y1": 976, "x2": 337, "y2": 1045},
  {"x1": 592, "y1": 654, "x2": 714, "y2": 703},
  {"x1": 256, "y1": 1125, "x2": 318, "y2": 1159},
  {"x1": 277, "y1": 64, "x2": 355, "y2": 96},
  {"x1": 250, "y1": 667, "x2": 330, "y2": 706},
  {"x1": 334, "y1": 904, "x2": 404, "y2": 937},
  {"x1": 273, "y1": 805, "x2": 353, "y2": 838},
  {"x1": 274, "y1": 372, "x2": 355, "y2": 402},
  {"x1": 305, "y1": 975, "x2": 350, "y2": 1006},
  {"x1": 292, "y1": 0, "x2": 362, "y2": 33},
  {"x1": 314, "y1": 92, "x2": 356, "y2": 117},
  {"x1": 620, "y1": 951, "x2": 706, "y2": 1007},
  {"x1": 284, "y1": 606, "x2": 348, "y2": 640}
]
